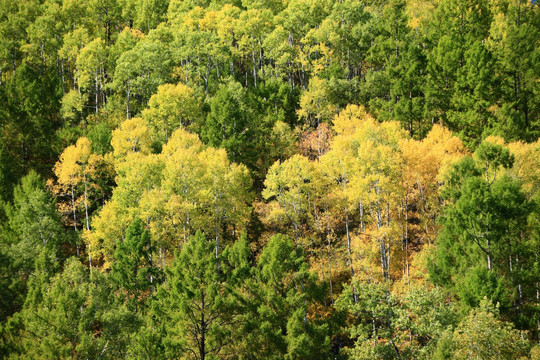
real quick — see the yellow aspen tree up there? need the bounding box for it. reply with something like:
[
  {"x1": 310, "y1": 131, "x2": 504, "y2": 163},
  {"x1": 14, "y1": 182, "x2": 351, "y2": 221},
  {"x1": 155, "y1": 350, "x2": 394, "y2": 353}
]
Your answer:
[
  {"x1": 262, "y1": 154, "x2": 317, "y2": 244},
  {"x1": 54, "y1": 141, "x2": 82, "y2": 233},
  {"x1": 160, "y1": 129, "x2": 207, "y2": 246},
  {"x1": 297, "y1": 77, "x2": 338, "y2": 127},
  {"x1": 141, "y1": 82, "x2": 203, "y2": 146},
  {"x1": 111, "y1": 117, "x2": 152, "y2": 161},
  {"x1": 263, "y1": 152, "x2": 338, "y2": 300},
  {"x1": 53, "y1": 137, "x2": 98, "y2": 232},
  {"x1": 348, "y1": 119, "x2": 406, "y2": 281},
  {"x1": 507, "y1": 139, "x2": 540, "y2": 199},
  {"x1": 86, "y1": 153, "x2": 164, "y2": 269},
  {"x1": 320, "y1": 141, "x2": 356, "y2": 281},
  {"x1": 76, "y1": 38, "x2": 107, "y2": 114},
  {"x1": 53, "y1": 137, "x2": 102, "y2": 265},
  {"x1": 86, "y1": 128, "x2": 253, "y2": 269},
  {"x1": 399, "y1": 125, "x2": 466, "y2": 278},
  {"x1": 320, "y1": 105, "x2": 373, "y2": 280},
  {"x1": 199, "y1": 146, "x2": 252, "y2": 258}
]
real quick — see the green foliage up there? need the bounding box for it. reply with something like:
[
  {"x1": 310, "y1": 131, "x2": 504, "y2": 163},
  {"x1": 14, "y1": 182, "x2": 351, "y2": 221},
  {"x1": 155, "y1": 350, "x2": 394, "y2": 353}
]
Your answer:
[
  {"x1": 201, "y1": 79, "x2": 255, "y2": 165},
  {"x1": 145, "y1": 231, "x2": 242, "y2": 359},
  {"x1": 2, "y1": 171, "x2": 68, "y2": 275},
  {"x1": 0, "y1": 0, "x2": 538, "y2": 358},
  {"x1": 8, "y1": 257, "x2": 141, "y2": 359},
  {"x1": 0, "y1": 62, "x2": 62, "y2": 177},
  {"x1": 111, "y1": 39, "x2": 172, "y2": 117},
  {"x1": 0, "y1": 136, "x2": 20, "y2": 202},
  {"x1": 241, "y1": 234, "x2": 330, "y2": 359},
  {"x1": 87, "y1": 122, "x2": 114, "y2": 155},
  {"x1": 430, "y1": 141, "x2": 535, "y2": 318},
  {"x1": 433, "y1": 298, "x2": 531, "y2": 360},
  {"x1": 337, "y1": 283, "x2": 456, "y2": 360},
  {"x1": 0, "y1": 171, "x2": 69, "y2": 326},
  {"x1": 111, "y1": 218, "x2": 162, "y2": 311}
]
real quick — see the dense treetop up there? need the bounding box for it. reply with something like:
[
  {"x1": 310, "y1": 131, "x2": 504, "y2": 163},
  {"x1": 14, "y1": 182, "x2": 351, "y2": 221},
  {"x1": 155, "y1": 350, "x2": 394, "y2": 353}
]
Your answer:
[{"x1": 0, "y1": 0, "x2": 538, "y2": 358}]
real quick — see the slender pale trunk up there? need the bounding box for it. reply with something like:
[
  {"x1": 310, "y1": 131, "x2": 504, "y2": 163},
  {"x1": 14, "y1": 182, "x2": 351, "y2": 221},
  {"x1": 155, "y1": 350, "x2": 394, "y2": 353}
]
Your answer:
[
  {"x1": 321, "y1": 256, "x2": 327, "y2": 310},
  {"x1": 61, "y1": 60, "x2": 65, "y2": 96},
  {"x1": 486, "y1": 238, "x2": 492, "y2": 270},
  {"x1": 375, "y1": 204, "x2": 389, "y2": 280},
  {"x1": 372, "y1": 316, "x2": 377, "y2": 346},
  {"x1": 126, "y1": 83, "x2": 130, "y2": 119},
  {"x1": 252, "y1": 48, "x2": 257, "y2": 86},
  {"x1": 160, "y1": 247, "x2": 165, "y2": 268},
  {"x1": 95, "y1": 71, "x2": 99, "y2": 113},
  {"x1": 380, "y1": 239, "x2": 388, "y2": 280},
  {"x1": 83, "y1": 174, "x2": 92, "y2": 267},
  {"x1": 345, "y1": 208, "x2": 353, "y2": 277},
  {"x1": 146, "y1": 217, "x2": 154, "y2": 295},
  {"x1": 71, "y1": 183, "x2": 78, "y2": 232},
  {"x1": 70, "y1": 182, "x2": 79, "y2": 257},
  {"x1": 345, "y1": 206, "x2": 357, "y2": 302},
  {"x1": 404, "y1": 198, "x2": 409, "y2": 279},
  {"x1": 359, "y1": 203, "x2": 365, "y2": 233},
  {"x1": 214, "y1": 189, "x2": 220, "y2": 259},
  {"x1": 300, "y1": 279, "x2": 307, "y2": 327},
  {"x1": 215, "y1": 230, "x2": 219, "y2": 259},
  {"x1": 516, "y1": 255, "x2": 524, "y2": 312},
  {"x1": 83, "y1": 174, "x2": 90, "y2": 231},
  {"x1": 327, "y1": 238, "x2": 334, "y2": 305},
  {"x1": 183, "y1": 223, "x2": 187, "y2": 245}
]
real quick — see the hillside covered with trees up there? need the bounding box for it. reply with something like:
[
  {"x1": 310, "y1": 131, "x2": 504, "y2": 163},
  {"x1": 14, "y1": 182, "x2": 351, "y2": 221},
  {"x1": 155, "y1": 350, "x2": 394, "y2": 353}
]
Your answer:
[{"x1": 0, "y1": 0, "x2": 539, "y2": 358}]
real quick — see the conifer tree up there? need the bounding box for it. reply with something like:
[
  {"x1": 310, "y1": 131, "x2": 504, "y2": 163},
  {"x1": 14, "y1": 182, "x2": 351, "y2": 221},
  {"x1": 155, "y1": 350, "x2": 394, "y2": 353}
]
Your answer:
[{"x1": 111, "y1": 217, "x2": 162, "y2": 311}]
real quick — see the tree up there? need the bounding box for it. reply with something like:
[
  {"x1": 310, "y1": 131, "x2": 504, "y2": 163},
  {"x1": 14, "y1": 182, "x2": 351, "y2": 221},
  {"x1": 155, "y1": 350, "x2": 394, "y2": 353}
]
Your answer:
[
  {"x1": 433, "y1": 298, "x2": 530, "y2": 360},
  {"x1": 150, "y1": 231, "x2": 242, "y2": 359},
  {"x1": 1, "y1": 171, "x2": 67, "y2": 277},
  {"x1": 399, "y1": 125, "x2": 466, "y2": 277},
  {"x1": 160, "y1": 128, "x2": 253, "y2": 257},
  {"x1": 53, "y1": 137, "x2": 101, "y2": 234},
  {"x1": 366, "y1": 0, "x2": 428, "y2": 138},
  {"x1": 0, "y1": 62, "x2": 62, "y2": 178},
  {"x1": 424, "y1": 0, "x2": 495, "y2": 144},
  {"x1": 87, "y1": 128, "x2": 252, "y2": 268},
  {"x1": 200, "y1": 79, "x2": 257, "y2": 167},
  {"x1": 430, "y1": 140, "x2": 534, "y2": 315},
  {"x1": 336, "y1": 282, "x2": 457, "y2": 360},
  {"x1": 240, "y1": 234, "x2": 330, "y2": 359},
  {"x1": 76, "y1": 37, "x2": 108, "y2": 114},
  {"x1": 59, "y1": 27, "x2": 90, "y2": 93},
  {"x1": 86, "y1": 152, "x2": 163, "y2": 268},
  {"x1": 0, "y1": 136, "x2": 20, "y2": 201},
  {"x1": 142, "y1": 82, "x2": 203, "y2": 147},
  {"x1": 0, "y1": 170, "x2": 70, "y2": 330},
  {"x1": 487, "y1": 1, "x2": 540, "y2": 141},
  {"x1": 297, "y1": 77, "x2": 338, "y2": 127},
  {"x1": 345, "y1": 114, "x2": 406, "y2": 281},
  {"x1": 111, "y1": 39, "x2": 172, "y2": 118},
  {"x1": 262, "y1": 154, "x2": 318, "y2": 244},
  {"x1": 121, "y1": 0, "x2": 169, "y2": 33},
  {"x1": 111, "y1": 218, "x2": 162, "y2": 311},
  {"x1": 110, "y1": 117, "x2": 152, "y2": 160},
  {"x1": 8, "y1": 257, "x2": 141, "y2": 359}
]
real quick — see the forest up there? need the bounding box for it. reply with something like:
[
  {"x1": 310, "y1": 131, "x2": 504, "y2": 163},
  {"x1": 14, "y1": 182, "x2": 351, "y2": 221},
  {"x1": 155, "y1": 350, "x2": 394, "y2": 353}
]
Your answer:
[{"x1": 0, "y1": 0, "x2": 539, "y2": 358}]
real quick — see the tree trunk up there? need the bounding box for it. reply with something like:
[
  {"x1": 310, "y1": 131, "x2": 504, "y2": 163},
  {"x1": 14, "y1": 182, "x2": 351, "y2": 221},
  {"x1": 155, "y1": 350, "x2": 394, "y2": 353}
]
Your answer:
[
  {"x1": 345, "y1": 208, "x2": 354, "y2": 278},
  {"x1": 486, "y1": 238, "x2": 492, "y2": 270},
  {"x1": 200, "y1": 293, "x2": 206, "y2": 360},
  {"x1": 126, "y1": 82, "x2": 130, "y2": 119},
  {"x1": 95, "y1": 71, "x2": 99, "y2": 113},
  {"x1": 327, "y1": 239, "x2": 334, "y2": 305},
  {"x1": 83, "y1": 174, "x2": 92, "y2": 267}
]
